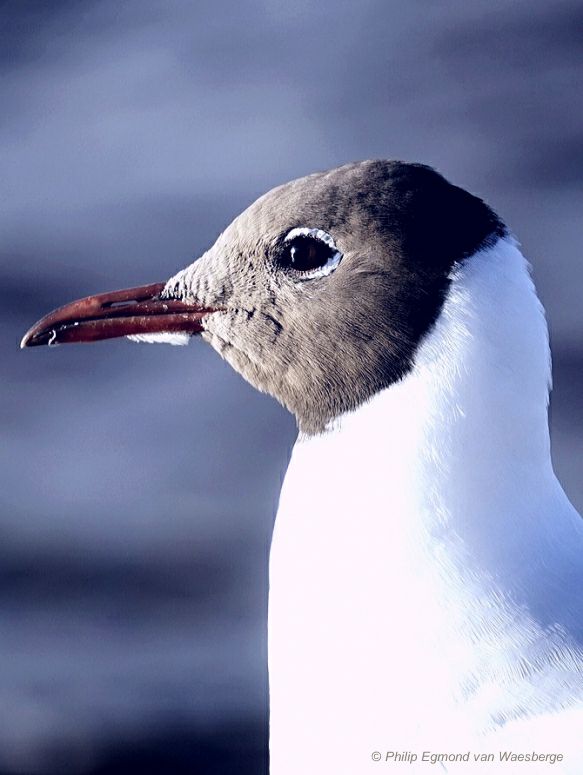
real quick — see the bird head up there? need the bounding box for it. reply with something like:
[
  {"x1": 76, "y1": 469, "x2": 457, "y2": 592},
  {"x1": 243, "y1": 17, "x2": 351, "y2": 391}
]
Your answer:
[{"x1": 21, "y1": 160, "x2": 504, "y2": 434}]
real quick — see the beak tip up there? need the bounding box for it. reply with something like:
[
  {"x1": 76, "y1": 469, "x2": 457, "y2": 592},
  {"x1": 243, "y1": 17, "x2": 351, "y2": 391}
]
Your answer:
[{"x1": 20, "y1": 327, "x2": 45, "y2": 349}]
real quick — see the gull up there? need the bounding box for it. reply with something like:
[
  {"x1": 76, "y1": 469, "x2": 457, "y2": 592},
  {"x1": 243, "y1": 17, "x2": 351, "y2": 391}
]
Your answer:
[{"x1": 22, "y1": 161, "x2": 583, "y2": 773}]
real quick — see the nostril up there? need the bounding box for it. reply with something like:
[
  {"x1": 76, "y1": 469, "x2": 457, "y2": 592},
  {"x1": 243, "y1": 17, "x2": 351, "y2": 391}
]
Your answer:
[{"x1": 103, "y1": 300, "x2": 139, "y2": 309}]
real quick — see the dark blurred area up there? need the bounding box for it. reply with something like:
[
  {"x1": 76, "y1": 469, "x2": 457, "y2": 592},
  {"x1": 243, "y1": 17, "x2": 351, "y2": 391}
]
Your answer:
[{"x1": 1, "y1": 0, "x2": 582, "y2": 772}]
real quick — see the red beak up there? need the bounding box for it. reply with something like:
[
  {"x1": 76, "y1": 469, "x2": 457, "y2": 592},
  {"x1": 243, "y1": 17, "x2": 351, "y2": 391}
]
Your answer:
[{"x1": 20, "y1": 282, "x2": 217, "y2": 348}]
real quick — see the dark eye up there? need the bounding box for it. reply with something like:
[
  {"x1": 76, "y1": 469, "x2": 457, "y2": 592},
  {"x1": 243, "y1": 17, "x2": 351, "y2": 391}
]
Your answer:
[{"x1": 279, "y1": 227, "x2": 342, "y2": 279}]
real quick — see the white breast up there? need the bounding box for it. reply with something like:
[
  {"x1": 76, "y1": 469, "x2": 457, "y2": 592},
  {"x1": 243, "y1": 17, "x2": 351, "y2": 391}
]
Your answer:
[{"x1": 268, "y1": 237, "x2": 583, "y2": 774}]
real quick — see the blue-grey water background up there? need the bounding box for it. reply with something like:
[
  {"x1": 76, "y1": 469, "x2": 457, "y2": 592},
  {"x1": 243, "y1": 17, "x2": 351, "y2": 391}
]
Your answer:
[{"x1": 1, "y1": 1, "x2": 582, "y2": 772}]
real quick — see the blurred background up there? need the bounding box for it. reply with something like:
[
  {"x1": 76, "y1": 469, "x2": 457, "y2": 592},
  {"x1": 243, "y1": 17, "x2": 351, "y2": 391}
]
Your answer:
[{"x1": 1, "y1": 0, "x2": 582, "y2": 772}]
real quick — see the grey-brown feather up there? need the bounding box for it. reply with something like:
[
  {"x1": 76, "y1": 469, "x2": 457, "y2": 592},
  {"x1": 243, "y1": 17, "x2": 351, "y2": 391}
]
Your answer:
[{"x1": 164, "y1": 160, "x2": 505, "y2": 435}]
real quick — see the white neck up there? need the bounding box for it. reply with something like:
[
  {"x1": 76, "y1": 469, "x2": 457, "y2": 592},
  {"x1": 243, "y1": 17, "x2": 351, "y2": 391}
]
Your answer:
[{"x1": 268, "y1": 238, "x2": 583, "y2": 773}]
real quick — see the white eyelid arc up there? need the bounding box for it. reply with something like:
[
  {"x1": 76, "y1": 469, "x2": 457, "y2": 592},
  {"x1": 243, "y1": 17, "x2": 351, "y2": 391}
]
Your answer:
[{"x1": 284, "y1": 227, "x2": 337, "y2": 251}]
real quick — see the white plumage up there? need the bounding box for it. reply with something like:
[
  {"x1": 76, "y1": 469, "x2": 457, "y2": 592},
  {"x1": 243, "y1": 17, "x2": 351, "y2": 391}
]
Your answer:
[
  {"x1": 269, "y1": 237, "x2": 583, "y2": 773},
  {"x1": 127, "y1": 332, "x2": 190, "y2": 345}
]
